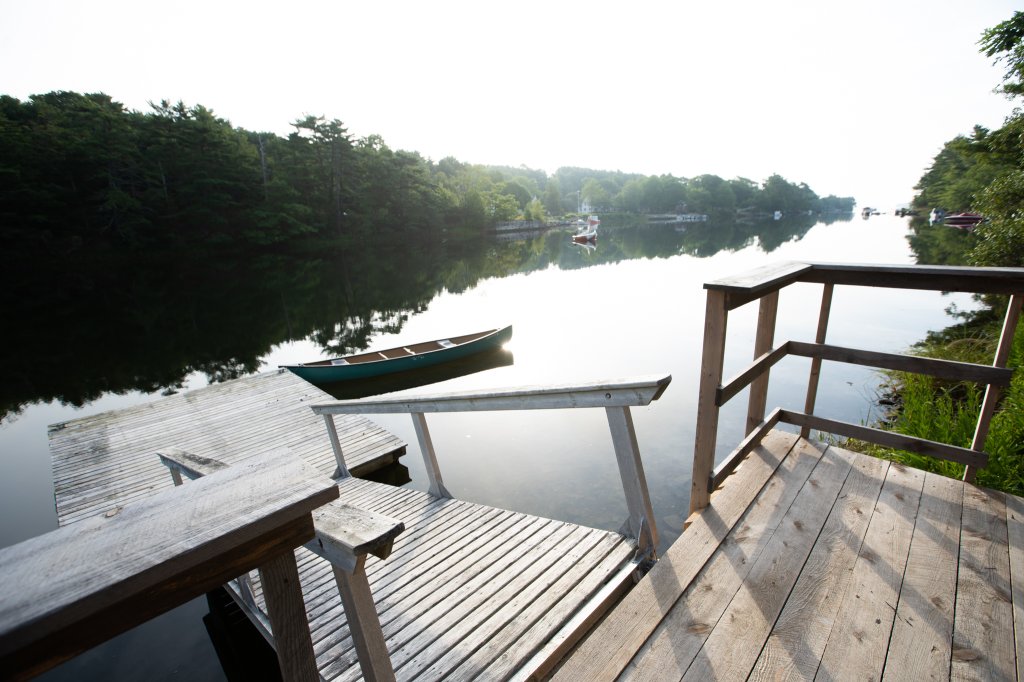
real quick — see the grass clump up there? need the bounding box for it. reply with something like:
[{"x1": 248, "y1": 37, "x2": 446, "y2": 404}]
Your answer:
[{"x1": 849, "y1": 309, "x2": 1024, "y2": 496}]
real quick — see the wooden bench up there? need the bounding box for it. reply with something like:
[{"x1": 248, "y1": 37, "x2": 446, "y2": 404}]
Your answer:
[
  {"x1": 159, "y1": 448, "x2": 405, "y2": 682},
  {"x1": 0, "y1": 451, "x2": 338, "y2": 681}
]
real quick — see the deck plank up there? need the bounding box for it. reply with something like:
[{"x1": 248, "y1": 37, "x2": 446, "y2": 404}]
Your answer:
[
  {"x1": 1006, "y1": 492, "x2": 1024, "y2": 682},
  {"x1": 49, "y1": 370, "x2": 406, "y2": 528},
  {"x1": 747, "y1": 449, "x2": 889, "y2": 681},
  {"x1": 882, "y1": 471, "x2": 964, "y2": 681},
  {"x1": 622, "y1": 438, "x2": 830, "y2": 681},
  {"x1": 677, "y1": 445, "x2": 856, "y2": 681},
  {"x1": 549, "y1": 429, "x2": 800, "y2": 681},
  {"x1": 951, "y1": 485, "x2": 1014, "y2": 681},
  {"x1": 815, "y1": 460, "x2": 925, "y2": 681}
]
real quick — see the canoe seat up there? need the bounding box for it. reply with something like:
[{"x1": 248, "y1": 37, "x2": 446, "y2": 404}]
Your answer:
[
  {"x1": 330, "y1": 359, "x2": 349, "y2": 365},
  {"x1": 437, "y1": 339, "x2": 456, "y2": 348}
]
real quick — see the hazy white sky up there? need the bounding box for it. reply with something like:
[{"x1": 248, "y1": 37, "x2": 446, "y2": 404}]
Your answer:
[{"x1": 1, "y1": 0, "x2": 1019, "y2": 207}]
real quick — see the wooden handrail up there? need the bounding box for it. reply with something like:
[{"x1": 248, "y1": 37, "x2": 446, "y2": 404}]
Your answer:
[
  {"x1": 691, "y1": 262, "x2": 1024, "y2": 514},
  {"x1": 310, "y1": 374, "x2": 672, "y2": 415},
  {"x1": 0, "y1": 452, "x2": 338, "y2": 681},
  {"x1": 158, "y1": 448, "x2": 404, "y2": 682},
  {"x1": 312, "y1": 375, "x2": 672, "y2": 560},
  {"x1": 704, "y1": 261, "x2": 1024, "y2": 310}
]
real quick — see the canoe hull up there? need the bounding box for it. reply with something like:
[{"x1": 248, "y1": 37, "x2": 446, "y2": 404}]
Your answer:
[{"x1": 283, "y1": 326, "x2": 513, "y2": 385}]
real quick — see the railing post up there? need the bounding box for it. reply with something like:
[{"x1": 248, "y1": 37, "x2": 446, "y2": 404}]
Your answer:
[
  {"x1": 801, "y1": 283, "x2": 834, "y2": 439},
  {"x1": 746, "y1": 291, "x2": 779, "y2": 434},
  {"x1": 258, "y1": 550, "x2": 321, "y2": 682},
  {"x1": 690, "y1": 289, "x2": 728, "y2": 515},
  {"x1": 964, "y1": 293, "x2": 1023, "y2": 482},
  {"x1": 332, "y1": 557, "x2": 396, "y2": 682},
  {"x1": 323, "y1": 414, "x2": 350, "y2": 478},
  {"x1": 411, "y1": 412, "x2": 452, "y2": 498},
  {"x1": 605, "y1": 406, "x2": 658, "y2": 558}
]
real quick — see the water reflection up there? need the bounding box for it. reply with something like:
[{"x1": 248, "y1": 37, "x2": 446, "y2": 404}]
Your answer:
[
  {"x1": 2, "y1": 214, "x2": 842, "y2": 421},
  {"x1": 318, "y1": 348, "x2": 514, "y2": 399}
]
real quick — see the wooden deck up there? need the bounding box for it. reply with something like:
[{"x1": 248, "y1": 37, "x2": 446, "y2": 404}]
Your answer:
[
  {"x1": 48, "y1": 369, "x2": 406, "y2": 527},
  {"x1": 233, "y1": 476, "x2": 636, "y2": 681},
  {"x1": 47, "y1": 368, "x2": 642, "y2": 680},
  {"x1": 552, "y1": 429, "x2": 1024, "y2": 681}
]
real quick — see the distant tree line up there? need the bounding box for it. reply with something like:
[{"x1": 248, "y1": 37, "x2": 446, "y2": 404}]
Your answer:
[{"x1": 0, "y1": 91, "x2": 852, "y2": 254}]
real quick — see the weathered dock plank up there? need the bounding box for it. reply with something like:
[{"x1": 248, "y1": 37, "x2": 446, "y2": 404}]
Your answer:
[
  {"x1": 553, "y1": 430, "x2": 1024, "y2": 681},
  {"x1": 48, "y1": 373, "x2": 640, "y2": 680},
  {"x1": 204, "y1": 476, "x2": 637, "y2": 681},
  {"x1": 48, "y1": 369, "x2": 406, "y2": 527}
]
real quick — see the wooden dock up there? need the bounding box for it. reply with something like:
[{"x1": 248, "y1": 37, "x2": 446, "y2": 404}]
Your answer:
[
  {"x1": 552, "y1": 429, "x2": 1024, "y2": 680},
  {"x1": 45, "y1": 369, "x2": 652, "y2": 680},
  {"x1": 236, "y1": 476, "x2": 635, "y2": 680},
  {"x1": 48, "y1": 369, "x2": 407, "y2": 527}
]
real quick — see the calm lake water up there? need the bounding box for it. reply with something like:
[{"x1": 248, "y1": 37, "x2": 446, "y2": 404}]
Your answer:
[{"x1": 3, "y1": 210, "x2": 977, "y2": 679}]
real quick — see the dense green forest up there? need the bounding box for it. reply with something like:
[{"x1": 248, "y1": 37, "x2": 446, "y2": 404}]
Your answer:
[
  {"x1": 873, "y1": 11, "x2": 1024, "y2": 494},
  {"x1": 0, "y1": 91, "x2": 852, "y2": 255}
]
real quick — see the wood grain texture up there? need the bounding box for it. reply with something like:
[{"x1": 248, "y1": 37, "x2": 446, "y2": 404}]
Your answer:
[
  {"x1": 0, "y1": 452, "x2": 336, "y2": 679},
  {"x1": 624, "y1": 439, "x2": 831, "y2": 682},
  {"x1": 678, "y1": 446, "x2": 856, "y2": 681},
  {"x1": 951, "y1": 485, "x2": 1014, "y2": 681},
  {"x1": 815, "y1": 461, "x2": 925, "y2": 681},
  {"x1": 550, "y1": 430, "x2": 799, "y2": 680},
  {"x1": 748, "y1": 451, "x2": 889, "y2": 681},
  {"x1": 49, "y1": 370, "x2": 405, "y2": 527},
  {"x1": 690, "y1": 288, "x2": 729, "y2": 514},
  {"x1": 882, "y1": 472, "x2": 963, "y2": 681},
  {"x1": 1005, "y1": 493, "x2": 1024, "y2": 682}
]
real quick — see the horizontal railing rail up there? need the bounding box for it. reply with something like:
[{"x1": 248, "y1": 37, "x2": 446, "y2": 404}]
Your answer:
[
  {"x1": 691, "y1": 261, "x2": 1024, "y2": 515},
  {"x1": 312, "y1": 374, "x2": 671, "y2": 560}
]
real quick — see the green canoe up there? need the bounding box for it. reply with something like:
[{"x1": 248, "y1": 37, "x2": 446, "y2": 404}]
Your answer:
[{"x1": 282, "y1": 325, "x2": 513, "y2": 385}]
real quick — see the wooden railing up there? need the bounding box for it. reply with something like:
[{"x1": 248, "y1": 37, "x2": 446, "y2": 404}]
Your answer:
[
  {"x1": 158, "y1": 448, "x2": 405, "y2": 682},
  {"x1": 312, "y1": 375, "x2": 672, "y2": 560},
  {"x1": 690, "y1": 262, "x2": 1024, "y2": 514},
  {"x1": 0, "y1": 452, "x2": 338, "y2": 681}
]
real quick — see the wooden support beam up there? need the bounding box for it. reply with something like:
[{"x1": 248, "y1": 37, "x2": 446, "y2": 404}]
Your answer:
[
  {"x1": 788, "y1": 341, "x2": 1013, "y2": 386},
  {"x1": 411, "y1": 412, "x2": 452, "y2": 498},
  {"x1": 691, "y1": 289, "x2": 728, "y2": 515},
  {"x1": 717, "y1": 343, "x2": 790, "y2": 406},
  {"x1": 323, "y1": 413, "x2": 350, "y2": 478},
  {"x1": 965, "y1": 293, "x2": 1024, "y2": 482},
  {"x1": 746, "y1": 291, "x2": 779, "y2": 434},
  {"x1": 605, "y1": 406, "x2": 658, "y2": 557},
  {"x1": 779, "y1": 410, "x2": 988, "y2": 470},
  {"x1": 802, "y1": 283, "x2": 833, "y2": 438},
  {"x1": 711, "y1": 408, "x2": 783, "y2": 491}
]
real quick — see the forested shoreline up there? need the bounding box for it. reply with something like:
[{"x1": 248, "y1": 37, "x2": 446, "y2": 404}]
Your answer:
[
  {"x1": 0, "y1": 91, "x2": 852, "y2": 256},
  {"x1": 869, "y1": 11, "x2": 1024, "y2": 494}
]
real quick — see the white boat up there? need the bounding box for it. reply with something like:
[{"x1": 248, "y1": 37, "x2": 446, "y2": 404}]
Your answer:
[{"x1": 572, "y1": 215, "x2": 599, "y2": 242}]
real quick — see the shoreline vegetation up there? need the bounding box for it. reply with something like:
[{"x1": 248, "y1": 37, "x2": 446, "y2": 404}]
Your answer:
[
  {"x1": 0, "y1": 91, "x2": 852, "y2": 260},
  {"x1": 852, "y1": 11, "x2": 1024, "y2": 495}
]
